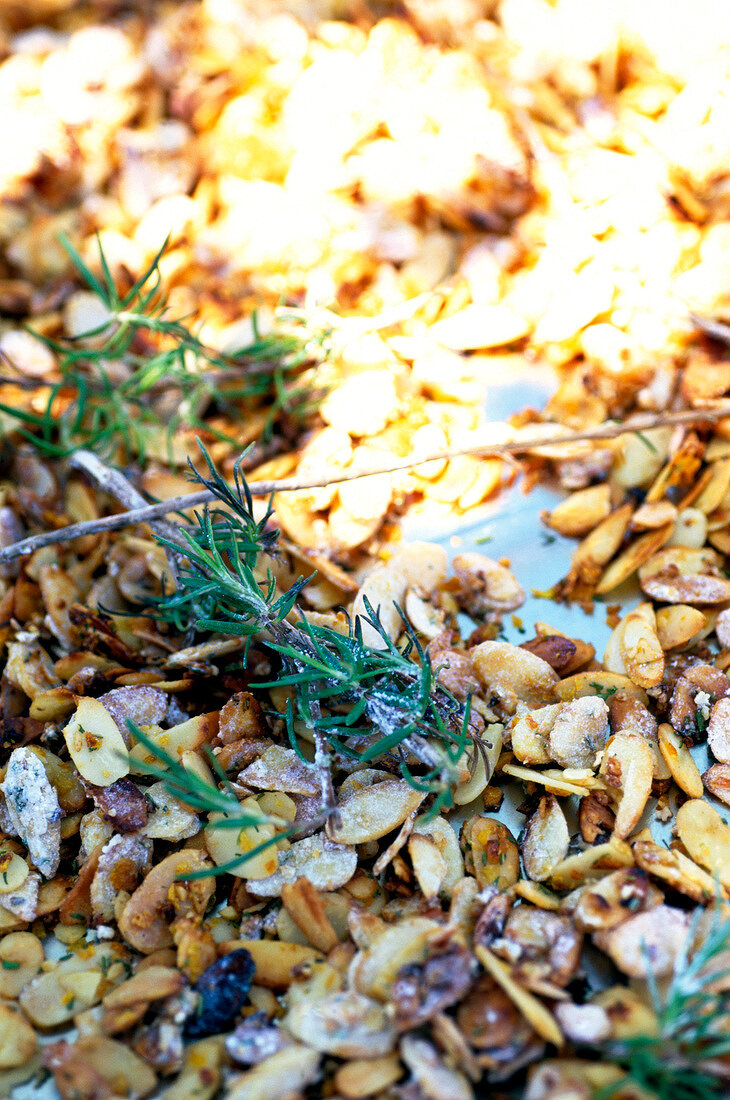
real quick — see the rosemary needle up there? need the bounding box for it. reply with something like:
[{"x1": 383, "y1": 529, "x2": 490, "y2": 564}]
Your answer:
[
  {"x1": 143, "y1": 444, "x2": 473, "y2": 828},
  {"x1": 0, "y1": 235, "x2": 325, "y2": 463}
]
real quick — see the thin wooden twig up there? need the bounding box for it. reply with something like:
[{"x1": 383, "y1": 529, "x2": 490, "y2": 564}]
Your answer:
[
  {"x1": 69, "y1": 450, "x2": 185, "y2": 578},
  {"x1": 3, "y1": 404, "x2": 730, "y2": 564}
]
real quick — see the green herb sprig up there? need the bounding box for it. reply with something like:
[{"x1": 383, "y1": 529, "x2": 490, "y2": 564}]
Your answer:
[
  {"x1": 0, "y1": 236, "x2": 325, "y2": 463},
  {"x1": 150, "y1": 444, "x2": 472, "y2": 814}
]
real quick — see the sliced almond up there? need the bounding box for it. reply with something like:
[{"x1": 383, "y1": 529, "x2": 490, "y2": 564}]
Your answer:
[
  {"x1": 596, "y1": 525, "x2": 673, "y2": 595},
  {"x1": 328, "y1": 782, "x2": 424, "y2": 845},
  {"x1": 281, "y1": 878, "x2": 339, "y2": 954},
  {"x1": 542, "y1": 484, "x2": 612, "y2": 537},
  {"x1": 656, "y1": 605, "x2": 707, "y2": 649},
  {"x1": 599, "y1": 733, "x2": 653, "y2": 839},
  {"x1": 62, "y1": 697, "x2": 129, "y2": 787},
  {"x1": 675, "y1": 798, "x2": 730, "y2": 888},
  {"x1": 657, "y1": 724, "x2": 703, "y2": 797},
  {"x1": 639, "y1": 546, "x2": 730, "y2": 604},
  {"x1": 521, "y1": 795, "x2": 570, "y2": 882},
  {"x1": 617, "y1": 606, "x2": 664, "y2": 689},
  {"x1": 475, "y1": 945, "x2": 563, "y2": 1047}
]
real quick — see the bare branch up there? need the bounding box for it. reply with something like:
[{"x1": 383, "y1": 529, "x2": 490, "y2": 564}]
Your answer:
[{"x1": 3, "y1": 403, "x2": 729, "y2": 564}]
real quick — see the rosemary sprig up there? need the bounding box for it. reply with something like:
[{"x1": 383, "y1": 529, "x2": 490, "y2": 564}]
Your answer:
[
  {"x1": 593, "y1": 905, "x2": 730, "y2": 1100},
  {"x1": 151, "y1": 444, "x2": 470, "y2": 811},
  {"x1": 0, "y1": 235, "x2": 325, "y2": 463},
  {"x1": 128, "y1": 723, "x2": 296, "y2": 880}
]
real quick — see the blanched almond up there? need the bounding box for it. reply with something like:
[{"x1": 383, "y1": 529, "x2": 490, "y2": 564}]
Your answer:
[
  {"x1": 0, "y1": 850, "x2": 29, "y2": 895},
  {"x1": 63, "y1": 697, "x2": 129, "y2": 787},
  {"x1": 542, "y1": 484, "x2": 611, "y2": 537},
  {"x1": 599, "y1": 733, "x2": 653, "y2": 839},
  {"x1": 328, "y1": 781, "x2": 423, "y2": 845},
  {"x1": 676, "y1": 799, "x2": 730, "y2": 888},
  {"x1": 708, "y1": 697, "x2": 730, "y2": 763},
  {"x1": 410, "y1": 816, "x2": 464, "y2": 898},
  {"x1": 0, "y1": 1004, "x2": 36, "y2": 1069},
  {"x1": 0, "y1": 932, "x2": 44, "y2": 998},
  {"x1": 206, "y1": 797, "x2": 281, "y2": 880},
  {"x1": 617, "y1": 607, "x2": 664, "y2": 689},
  {"x1": 657, "y1": 724, "x2": 703, "y2": 797},
  {"x1": 639, "y1": 546, "x2": 730, "y2": 604},
  {"x1": 521, "y1": 796, "x2": 569, "y2": 882},
  {"x1": 470, "y1": 641, "x2": 558, "y2": 714},
  {"x1": 656, "y1": 605, "x2": 706, "y2": 649}
]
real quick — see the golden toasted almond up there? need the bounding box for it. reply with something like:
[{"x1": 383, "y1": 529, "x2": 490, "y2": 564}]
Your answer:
[
  {"x1": 509, "y1": 705, "x2": 558, "y2": 765},
  {"x1": 0, "y1": 849, "x2": 29, "y2": 896},
  {"x1": 542, "y1": 484, "x2": 612, "y2": 537},
  {"x1": 102, "y1": 966, "x2": 184, "y2": 1009},
  {"x1": 0, "y1": 1004, "x2": 36, "y2": 1070},
  {"x1": 281, "y1": 878, "x2": 339, "y2": 954},
  {"x1": 470, "y1": 640, "x2": 558, "y2": 714},
  {"x1": 567, "y1": 503, "x2": 634, "y2": 585},
  {"x1": 694, "y1": 457, "x2": 730, "y2": 513},
  {"x1": 43, "y1": 1036, "x2": 156, "y2": 1100},
  {"x1": 550, "y1": 838, "x2": 634, "y2": 891},
  {"x1": 206, "y1": 796, "x2": 282, "y2": 880},
  {"x1": 596, "y1": 525, "x2": 673, "y2": 595},
  {"x1": 475, "y1": 945, "x2": 563, "y2": 1047},
  {"x1": 461, "y1": 816, "x2": 519, "y2": 890},
  {"x1": 20, "y1": 944, "x2": 127, "y2": 1027},
  {"x1": 227, "y1": 1044, "x2": 322, "y2": 1100},
  {"x1": 554, "y1": 672, "x2": 648, "y2": 705},
  {"x1": 129, "y1": 712, "x2": 218, "y2": 764},
  {"x1": 639, "y1": 546, "x2": 730, "y2": 604},
  {"x1": 569, "y1": 868, "x2": 659, "y2": 933},
  {"x1": 657, "y1": 724, "x2": 703, "y2": 797},
  {"x1": 617, "y1": 607, "x2": 664, "y2": 689},
  {"x1": 334, "y1": 1054, "x2": 402, "y2": 1099},
  {"x1": 655, "y1": 605, "x2": 707, "y2": 649},
  {"x1": 451, "y1": 552, "x2": 525, "y2": 614},
  {"x1": 328, "y1": 782, "x2": 424, "y2": 845},
  {"x1": 708, "y1": 697, "x2": 730, "y2": 763},
  {"x1": 158, "y1": 1037, "x2": 224, "y2": 1100},
  {"x1": 631, "y1": 500, "x2": 677, "y2": 530},
  {"x1": 350, "y1": 917, "x2": 440, "y2": 1001},
  {"x1": 352, "y1": 543, "x2": 447, "y2": 649},
  {"x1": 410, "y1": 816, "x2": 464, "y2": 898},
  {"x1": 521, "y1": 795, "x2": 569, "y2": 882},
  {"x1": 675, "y1": 799, "x2": 730, "y2": 888},
  {"x1": 599, "y1": 733, "x2": 654, "y2": 839},
  {"x1": 118, "y1": 851, "x2": 214, "y2": 954},
  {"x1": 633, "y1": 839, "x2": 724, "y2": 903},
  {"x1": 703, "y1": 763, "x2": 730, "y2": 806},
  {"x1": 667, "y1": 507, "x2": 708, "y2": 549},
  {"x1": 593, "y1": 906, "x2": 690, "y2": 979},
  {"x1": 219, "y1": 939, "x2": 324, "y2": 990},
  {"x1": 0, "y1": 932, "x2": 44, "y2": 999}
]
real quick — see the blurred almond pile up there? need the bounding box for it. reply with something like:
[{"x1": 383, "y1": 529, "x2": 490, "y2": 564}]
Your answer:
[{"x1": 1, "y1": 0, "x2": 730, "y2": 554}]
